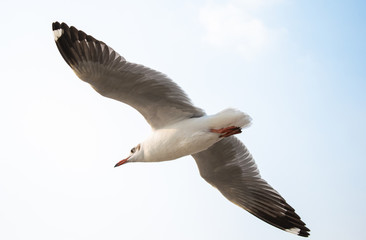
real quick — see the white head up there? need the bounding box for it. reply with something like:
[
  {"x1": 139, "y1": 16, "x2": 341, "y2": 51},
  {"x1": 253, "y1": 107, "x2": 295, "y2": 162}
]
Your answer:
[{"x1": 114, "y1": 143, "x2": 143, "y2": 167}]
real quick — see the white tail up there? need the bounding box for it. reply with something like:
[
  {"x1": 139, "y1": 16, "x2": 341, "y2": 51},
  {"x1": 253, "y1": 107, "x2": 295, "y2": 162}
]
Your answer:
[{"x1": 208, "y1": 108, "x2": 252, "y2": 129}]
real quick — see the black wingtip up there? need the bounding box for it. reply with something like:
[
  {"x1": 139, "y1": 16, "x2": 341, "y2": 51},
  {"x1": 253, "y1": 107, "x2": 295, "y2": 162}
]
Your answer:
[
  {"x1": 52, "y1": 21, "x2": 70, "y2": 32},
  {"x1": 285, "y1": 226, "x2": 310, "y2": 237},
  {"x1": 52, "y1": 21, "x2": 67, "y2": 42},
  {"x1": 52, "y1": 21, "x2": 69, "y2": 28},
  {"x1": 52, "y1": 21, "x2": 99, "y2": 43},
  {"x1": 52, "y1": 21, "x2": 60, "y2": 31}
]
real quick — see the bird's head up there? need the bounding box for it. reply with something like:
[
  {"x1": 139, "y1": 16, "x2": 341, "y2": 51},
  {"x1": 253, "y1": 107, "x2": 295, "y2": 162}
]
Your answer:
[{"x1": 114, "y1": 143, "x2": 143, "y2": 167}]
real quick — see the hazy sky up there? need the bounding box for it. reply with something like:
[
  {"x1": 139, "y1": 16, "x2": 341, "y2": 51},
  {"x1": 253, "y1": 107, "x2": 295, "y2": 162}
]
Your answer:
[{"x1": 1, "y1": 0, "x2": 365, "y2": 239}]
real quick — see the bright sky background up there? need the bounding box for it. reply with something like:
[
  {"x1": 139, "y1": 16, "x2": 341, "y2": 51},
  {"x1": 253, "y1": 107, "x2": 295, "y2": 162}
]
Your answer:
[{"x1": 1, "y1": 0, "x2": 365, "y2": 239}]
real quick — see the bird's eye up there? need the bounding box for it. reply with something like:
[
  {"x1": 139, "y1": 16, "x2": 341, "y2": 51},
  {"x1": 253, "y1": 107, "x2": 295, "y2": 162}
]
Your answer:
[{"x1": 130, "y1": 147, "x2": 136, "y2": 153}]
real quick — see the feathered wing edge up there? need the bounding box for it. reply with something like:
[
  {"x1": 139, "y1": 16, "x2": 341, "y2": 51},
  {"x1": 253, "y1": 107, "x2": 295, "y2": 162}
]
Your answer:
[
  {"x1": 52, "y1": 21, "x2": 205, "y2": 129},
  {"x1": 192, "y1": 137, "x2": 310, "y2": 237}
]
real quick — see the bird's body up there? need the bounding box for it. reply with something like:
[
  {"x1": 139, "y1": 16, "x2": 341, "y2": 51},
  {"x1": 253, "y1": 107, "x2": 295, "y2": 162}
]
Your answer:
[
  {"x1": 140, "y1": 108, "x2": 251, "y2": 162},
  {"x1": 52, "y1": 21, "x2": 310, "y2": 237}
]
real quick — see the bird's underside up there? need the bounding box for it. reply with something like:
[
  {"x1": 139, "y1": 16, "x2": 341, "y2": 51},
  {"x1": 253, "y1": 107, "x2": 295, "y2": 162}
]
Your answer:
[{"x1": 52, "y1": 21, "x2": 310, "y2": 237}]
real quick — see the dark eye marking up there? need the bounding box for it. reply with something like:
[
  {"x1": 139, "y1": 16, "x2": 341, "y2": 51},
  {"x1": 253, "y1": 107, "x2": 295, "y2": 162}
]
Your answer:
[{"x1": 131, "y1": 147, "x2": 136, "y2": 153}]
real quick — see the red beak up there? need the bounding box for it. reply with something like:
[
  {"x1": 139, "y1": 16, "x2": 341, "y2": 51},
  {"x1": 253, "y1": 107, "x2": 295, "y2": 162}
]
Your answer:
[{"x1": 114, "y1": 156, "x2": 130, "y2": 168}]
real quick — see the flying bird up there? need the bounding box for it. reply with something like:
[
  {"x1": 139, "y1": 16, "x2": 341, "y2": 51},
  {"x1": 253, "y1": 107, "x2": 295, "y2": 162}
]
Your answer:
[{"x1": 52, "y1": 21, "x2": 310, "y2": 237}]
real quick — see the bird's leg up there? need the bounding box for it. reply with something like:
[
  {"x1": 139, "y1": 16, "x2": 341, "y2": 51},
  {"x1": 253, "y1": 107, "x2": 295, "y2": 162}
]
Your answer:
[{"x1": 210, "y1": 126, "x2": 242, "y2": 138}]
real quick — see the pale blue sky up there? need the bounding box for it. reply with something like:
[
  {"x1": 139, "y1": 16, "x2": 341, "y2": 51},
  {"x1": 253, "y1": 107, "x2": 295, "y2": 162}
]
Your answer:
[{"x1": 1, "y1": 0, "x2": 365, "y2": 239}]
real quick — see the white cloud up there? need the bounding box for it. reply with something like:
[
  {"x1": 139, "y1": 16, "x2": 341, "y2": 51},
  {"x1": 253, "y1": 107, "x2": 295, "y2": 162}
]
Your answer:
[{"x1": 199, "y1": 1, "x2": 287, "y2": 59}]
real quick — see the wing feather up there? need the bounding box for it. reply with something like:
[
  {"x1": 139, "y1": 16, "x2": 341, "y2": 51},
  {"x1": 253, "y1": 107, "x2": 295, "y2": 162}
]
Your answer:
[
  {"x1": 52, "y1": 22, "x2": 204, "y2": 129},
  {"x1": 192, "y1": 137, "x2": 310, "y2": 237}
]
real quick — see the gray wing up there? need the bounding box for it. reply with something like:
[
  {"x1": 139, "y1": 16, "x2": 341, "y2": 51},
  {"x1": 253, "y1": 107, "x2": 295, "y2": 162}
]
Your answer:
[
  {"x1": 192, "y1": 137, "x2": 310, "y2": 237},
  {"x1": 52, "y1": 22, "x2": 204, "y2": 129}
]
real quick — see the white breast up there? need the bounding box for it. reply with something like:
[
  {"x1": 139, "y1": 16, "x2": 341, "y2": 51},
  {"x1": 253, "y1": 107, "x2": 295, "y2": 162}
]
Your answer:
[{"x1": 142, "y1": 117, "x2": 218, "y2": 162}]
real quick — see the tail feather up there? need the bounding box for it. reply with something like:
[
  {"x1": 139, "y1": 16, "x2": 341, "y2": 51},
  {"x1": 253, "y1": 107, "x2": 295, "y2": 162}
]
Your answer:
[{"x1": 209, "y1": 108, "x2": 252, "y2": 129}]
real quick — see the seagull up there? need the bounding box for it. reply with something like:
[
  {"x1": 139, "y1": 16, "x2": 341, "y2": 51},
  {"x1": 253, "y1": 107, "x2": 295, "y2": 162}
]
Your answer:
[{"x1": 52, "y1": 21, "x2": 310, "y2": 237}]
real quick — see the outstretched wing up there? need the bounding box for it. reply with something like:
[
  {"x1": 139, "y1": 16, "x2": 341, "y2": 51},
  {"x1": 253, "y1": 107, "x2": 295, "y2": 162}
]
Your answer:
[
  {"x1": 192, "y1": 137, "x2": 310, "y2": 237},
  {"x1": 52, "y1": 22, "x2": 204, "y2": 129}
]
